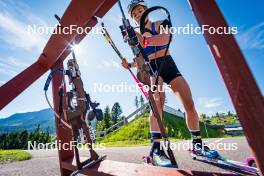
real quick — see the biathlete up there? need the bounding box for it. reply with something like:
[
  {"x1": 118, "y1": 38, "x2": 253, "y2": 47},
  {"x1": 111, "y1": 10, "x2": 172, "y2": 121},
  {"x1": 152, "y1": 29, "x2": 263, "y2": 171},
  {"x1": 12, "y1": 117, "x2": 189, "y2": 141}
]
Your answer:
[{"x1": 121, "y1": 0, "x2": 219, "y2": 168}]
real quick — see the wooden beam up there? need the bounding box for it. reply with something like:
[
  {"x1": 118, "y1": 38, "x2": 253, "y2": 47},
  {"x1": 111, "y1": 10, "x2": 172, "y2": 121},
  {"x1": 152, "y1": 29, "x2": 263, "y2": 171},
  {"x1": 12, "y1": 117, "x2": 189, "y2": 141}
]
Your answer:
[{"x1": 188, "y1": 0, "x2": 264, "y2": 175}]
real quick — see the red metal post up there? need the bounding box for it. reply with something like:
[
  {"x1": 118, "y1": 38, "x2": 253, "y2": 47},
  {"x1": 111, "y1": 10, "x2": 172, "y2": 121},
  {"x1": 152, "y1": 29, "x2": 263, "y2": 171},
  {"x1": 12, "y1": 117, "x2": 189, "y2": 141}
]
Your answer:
[
  {"x1": 51, "y1": 61, "x2": 74, "y2": 176},
  {"x1": 188, "y1": 0, "x2": 264, "y2": 174}
]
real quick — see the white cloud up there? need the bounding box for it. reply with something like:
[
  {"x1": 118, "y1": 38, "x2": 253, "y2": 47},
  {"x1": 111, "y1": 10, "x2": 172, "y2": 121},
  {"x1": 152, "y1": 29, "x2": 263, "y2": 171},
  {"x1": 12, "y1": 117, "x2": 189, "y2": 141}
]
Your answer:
[
  {"x1": 0, "y1": 80, "x2": 6, "y2": 86},
  {"x1": 6, "y1": 57, "x2": 28, "y2": 68},
  {"x1": 0, "y1": 0, "x2": 30, "y2": 16},
  {"x1": 0, "y1": 66, "x2": 17, "y2": 77},
  {"x1": 109, "y1": 13, "x2": 124, "y2": 26},
  {"x1": 198, "y1": 97, "x2": 223, "y2": 108},
  {"x1": 0, "y1": 57, "x2": 29, "y2": 77},
  {"x1": 0, "y1": 13, "x2": 46, "y2": 51},
  {"x1": 99, "y1": 60, "x2": 121, "y2": 70},
  {"x1": 0, "y1": 1, "x2": 48, "y2": 51},
  {"x1": 236, "y1": 22, "x2": 264, "y2": 50}
]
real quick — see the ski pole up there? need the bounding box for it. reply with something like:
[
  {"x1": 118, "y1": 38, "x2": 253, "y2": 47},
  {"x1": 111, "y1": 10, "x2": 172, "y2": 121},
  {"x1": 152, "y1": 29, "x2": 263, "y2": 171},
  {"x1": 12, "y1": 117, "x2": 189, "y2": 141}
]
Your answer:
[{"x1": 101, "y1": 23, "x2": 148, "y2": 98}]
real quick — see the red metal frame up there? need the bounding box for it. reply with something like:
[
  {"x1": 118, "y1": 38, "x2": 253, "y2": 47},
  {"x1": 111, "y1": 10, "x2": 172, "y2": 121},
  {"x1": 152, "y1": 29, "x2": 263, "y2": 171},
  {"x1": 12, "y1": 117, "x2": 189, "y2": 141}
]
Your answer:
[
  {"x1": 188, "y1": 1, "x2": 264, "y2": 174},
  {"x1": 51, "y1": 60, "x2": 74, "y2": 175},
  {"x1": 0, "y1": 0, "x2": 263, "y2": 175}
]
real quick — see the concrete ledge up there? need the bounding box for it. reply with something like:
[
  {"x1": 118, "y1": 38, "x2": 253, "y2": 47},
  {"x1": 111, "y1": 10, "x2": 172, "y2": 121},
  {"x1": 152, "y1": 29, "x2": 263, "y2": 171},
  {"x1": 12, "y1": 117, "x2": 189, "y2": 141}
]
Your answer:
[{"x1": 61, "y1": 159, "x2": 237, "y2": 176}]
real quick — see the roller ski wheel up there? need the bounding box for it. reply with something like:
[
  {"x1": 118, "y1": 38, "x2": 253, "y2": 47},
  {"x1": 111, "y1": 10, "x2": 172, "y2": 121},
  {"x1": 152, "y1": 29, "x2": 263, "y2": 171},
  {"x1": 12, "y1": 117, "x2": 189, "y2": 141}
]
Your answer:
[{"x1": 142, "y1": 155, "x2": 153, "y2": 165}]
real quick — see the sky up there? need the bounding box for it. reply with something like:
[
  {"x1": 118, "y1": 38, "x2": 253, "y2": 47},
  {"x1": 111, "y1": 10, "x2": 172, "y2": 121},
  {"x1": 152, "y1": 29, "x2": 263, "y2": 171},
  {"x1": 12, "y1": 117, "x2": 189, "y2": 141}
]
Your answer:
[{"x1": 0, "y1": 0, "x2": 263, "y2": 118}]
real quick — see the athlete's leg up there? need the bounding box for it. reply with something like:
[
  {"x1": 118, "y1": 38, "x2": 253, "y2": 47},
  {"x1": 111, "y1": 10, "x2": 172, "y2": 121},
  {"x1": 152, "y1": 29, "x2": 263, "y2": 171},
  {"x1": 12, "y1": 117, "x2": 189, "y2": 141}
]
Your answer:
[
  {"x1": 168, "y1": 76, "x2": 220, "y2": 159},
  {"x1": 168, "y1": 76, "x2": 202, "y2": 145},
  {"x1": 169, "y1": 76, "x2": 199, "y2": 130}
]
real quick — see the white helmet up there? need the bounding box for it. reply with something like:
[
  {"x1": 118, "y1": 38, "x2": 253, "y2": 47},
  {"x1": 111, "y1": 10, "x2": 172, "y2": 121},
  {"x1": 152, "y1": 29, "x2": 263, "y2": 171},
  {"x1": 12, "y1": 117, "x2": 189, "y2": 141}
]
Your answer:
[{"x1": 127, "y1": 0, "x2": 148, "y2": 17}]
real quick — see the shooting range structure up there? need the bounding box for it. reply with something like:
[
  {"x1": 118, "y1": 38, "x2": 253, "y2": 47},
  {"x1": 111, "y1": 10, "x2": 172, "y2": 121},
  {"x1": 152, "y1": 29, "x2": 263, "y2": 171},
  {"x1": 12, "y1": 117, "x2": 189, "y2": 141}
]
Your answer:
[{"x1": 0, "y1": 0, "x2": 263, "y2": 175}]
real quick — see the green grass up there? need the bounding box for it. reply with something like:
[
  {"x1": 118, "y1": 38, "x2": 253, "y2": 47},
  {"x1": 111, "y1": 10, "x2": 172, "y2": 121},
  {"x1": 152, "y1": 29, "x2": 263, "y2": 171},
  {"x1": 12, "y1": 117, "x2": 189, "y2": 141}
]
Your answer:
[
  {"x1": 96, "y1": 112, "x2": 225, "y2": 147},
  {"x1": 206, "y1": 116, "x2": 240, "y2": 125},
  {"x1": 164, "y1": 113, "x2": 225, "y2": 139},
  {"x1": 98, "y1": 140, "x2": 150, "y2": 147},
  {"x1": 0, "y1": 150, "x2": 32, "y2": 164},
  {"x1": 100, "y1": 113, "x2": 150, "y2": 143},
  {"x1": 96, "y1": 138, "x2": 182, "y2": 147}
]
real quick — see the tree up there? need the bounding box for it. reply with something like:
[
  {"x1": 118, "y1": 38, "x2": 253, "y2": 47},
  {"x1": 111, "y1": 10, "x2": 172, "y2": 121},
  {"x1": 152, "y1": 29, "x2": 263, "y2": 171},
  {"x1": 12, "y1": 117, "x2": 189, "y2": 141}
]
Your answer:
[
  {"x1": 227, "y1": 111, "x2": 233, "y2": 116},
  {"x1": 19, "y1": 130, "x2": 29, "y2": 149},
  {"x1": 103, "y1": 106, "x2": 113, "y2": 129},
  {"x1": 43, "y1": 127, "x2": 52, "y2": 144},
  {"x1": 139, "y1": 95, "x2": 145, "y2": 107},
  {"x1": 111, "y1": 102, "x2": 123, "y2": 124},
  {"x1": 10, "y1": 131, "x2": 20, "y2": 149},
  {"x1": 0, "y1": 127, "x2": 53, "y2": 150},
  {"x1": 96, "y1": 120, "x2": 106, "y2": 132},
  {"x1": 33, "y1": 124, "x2": 41, "y2": 144},
  {"x1": 200, "y1": 113, "x2": 207, "y2": 121},
  {"x1": 135, "y1": 96, "x2": 139, "y2": 109},
  {"x1": 0, "y1": 133, "x2": 7, "y2": 149}
]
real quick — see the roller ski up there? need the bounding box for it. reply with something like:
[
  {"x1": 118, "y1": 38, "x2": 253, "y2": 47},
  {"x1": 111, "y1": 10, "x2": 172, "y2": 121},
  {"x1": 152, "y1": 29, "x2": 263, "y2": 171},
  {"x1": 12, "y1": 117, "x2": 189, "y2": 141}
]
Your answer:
[
  {"x1": 191, "y1": 143, "x2": 222, "y2": 160},
  {"x1": 190, "y1": 144, "x2": 259, "y2": 175}
]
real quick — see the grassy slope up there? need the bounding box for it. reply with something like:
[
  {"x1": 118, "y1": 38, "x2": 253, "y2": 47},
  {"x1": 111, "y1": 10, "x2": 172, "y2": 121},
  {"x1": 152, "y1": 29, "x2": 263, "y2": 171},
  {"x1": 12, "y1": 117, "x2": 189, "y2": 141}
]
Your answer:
[
  {"x1": 207, "y1": 116, "x2": 240, "y2": 125},
  {"x1": 99, "y1": 112, "x2": 225, "y2": 146},
  {"x1": 0, "y1": 150, "x2": 32, "y2": 164}
]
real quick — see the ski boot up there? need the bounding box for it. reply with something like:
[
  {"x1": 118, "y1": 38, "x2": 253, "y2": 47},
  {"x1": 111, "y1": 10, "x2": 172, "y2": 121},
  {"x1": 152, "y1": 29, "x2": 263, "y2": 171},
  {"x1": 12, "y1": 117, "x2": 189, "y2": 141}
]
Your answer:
[{"x1": 148, "y1": 141, "x2": 177, "y2": 168}]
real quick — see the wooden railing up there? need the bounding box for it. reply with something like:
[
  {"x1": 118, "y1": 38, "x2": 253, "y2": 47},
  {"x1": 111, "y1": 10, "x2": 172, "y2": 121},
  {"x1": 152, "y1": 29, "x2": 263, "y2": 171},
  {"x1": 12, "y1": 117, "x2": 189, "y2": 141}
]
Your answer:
[
  {"x1": 94, "y1": 103, "x2": 149, "y2": 140},
  {"x1": 94, "y1": 103, "x2": 184, "y2": 140}
]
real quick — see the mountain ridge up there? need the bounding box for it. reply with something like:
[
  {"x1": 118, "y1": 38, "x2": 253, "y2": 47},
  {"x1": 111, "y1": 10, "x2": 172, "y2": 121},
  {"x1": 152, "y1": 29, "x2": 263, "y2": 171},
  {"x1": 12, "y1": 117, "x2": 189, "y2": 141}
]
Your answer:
[{"x1": 0, "y1": 108, "x2": 55, "y2": 134}]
